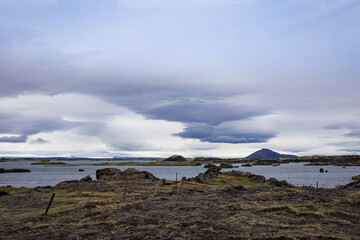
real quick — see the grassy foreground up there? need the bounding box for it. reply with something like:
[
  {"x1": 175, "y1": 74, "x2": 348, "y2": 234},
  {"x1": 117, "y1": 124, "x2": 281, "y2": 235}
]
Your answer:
[{"x1": 1, "y1": 168, "x2": 359, "y2": 239}]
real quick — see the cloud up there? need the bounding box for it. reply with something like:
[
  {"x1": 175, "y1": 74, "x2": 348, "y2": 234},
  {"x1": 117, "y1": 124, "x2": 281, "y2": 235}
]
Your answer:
[
  {"x1": 0, "y1": 94, "x2": 115, "y2": 141},
  {"x1": 144, "y1": 99, "x2": 275, "y2": 144},
  {"x1": 336, "y1": 149, "x2": 360, "y2": 153},
  {"x1": 201, "y1": 132, "x2": 275, "y2": 144},
  {"x1": 323, "y1": 122, "x2": 360, "y2": 138},
  {"x1": 117, "y1": 0, "x2": 257, "y2": 9},
  {"x1": 29, "y1": 138, "x2": 49, "y2": 144},
  {"x1": 0, "y1": 135, "x2": 27, "y2": 143},
  {"x1": 281, "y1": 149, "x2": 307, "y2": 153},
  {"x1": 0, "y1": 113, "x2": 76, "y2": 136},
  {"x1": 175, "y1": 120, "x2": 277, "y2": 144},
  {"x1": 0, "y1": 0, "x2": 57, "y2": 8},
  {"x1": 144, "y1": 100, "x2": 268, "y2": 125},
  {"x1": 175, "y1": 124, "x2": 214, "y2": 139},
  {"x1": 0, "y1": 0, "x2": 359, "y2": 157},
  {"x1": 323, "y1": 123, "x2": 358, "y2": 130},
  {"x1": 345, "y1": 130, "x2": 360, "y2": 138}
]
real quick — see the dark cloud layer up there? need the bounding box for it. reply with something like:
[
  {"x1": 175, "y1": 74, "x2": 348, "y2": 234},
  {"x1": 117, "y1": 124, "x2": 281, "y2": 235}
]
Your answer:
[
  {"x1": 0, "y1": 56, "x2": 273, "y2": 144},
  {"x1": 323, "y1": 123, "x2": 360, "y2": 139},
  {"x1": 144, "y1": 101, "x2": 267, "y2": 125},
  {"x1": 0, "y1": 135, "x2": 27, "y2": 143},
  {"x1": 0, "y1": 112, "x2": 80, "y2": 142},
  {"x1": 175, "y1": 124, "x2": 276, "y2": 144},
  {"x1": 145, "y1": 100, "x2": 275, "y2": 143},
  {"x1": 0, "y1": 114, "x2": 75, "y2": 136}
]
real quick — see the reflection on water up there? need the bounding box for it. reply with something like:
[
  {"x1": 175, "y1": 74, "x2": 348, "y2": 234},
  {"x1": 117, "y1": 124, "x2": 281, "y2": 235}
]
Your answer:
[{"x1": 0, "y1": 161, "x2": 359, "y2": 188}]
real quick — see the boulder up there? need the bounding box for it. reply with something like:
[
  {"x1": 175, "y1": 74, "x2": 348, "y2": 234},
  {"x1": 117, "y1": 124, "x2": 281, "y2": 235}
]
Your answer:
[
  {"x1": 204, "y1": 163, "x2": 221, "y2": 172},
  {"x1": 96, "y1": 168, "x2": 159, "y2": 181},
  {"x1": 319, "y1": 168, "x2": 324, "y2": 173},
  {"x1": 80, "y1": 175, "x2": 92, "y2": 181},
  {"x1": 267, "y1": 178, "x2": 293, "y2": 188},
  {"x1": 188, "y1": 167, "x2": 220, "y2": 184},
  {"x1": 219, "y1": 162, "x2": 234, "y2": 168},
  {"x1": 250, "y1": 174, "x2": 266, "y2": 183}
]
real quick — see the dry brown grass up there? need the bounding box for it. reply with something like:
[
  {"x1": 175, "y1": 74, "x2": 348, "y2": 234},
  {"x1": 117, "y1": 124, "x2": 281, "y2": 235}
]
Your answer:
[{"x1": 1, "y1": 173, "x2": 359, "y2": 239}]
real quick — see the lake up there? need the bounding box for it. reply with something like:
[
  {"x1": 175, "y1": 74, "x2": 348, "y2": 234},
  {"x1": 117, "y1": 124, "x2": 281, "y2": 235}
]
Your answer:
[{"x1": 1, "y1": 161, "x2": 359, "y2": 188}]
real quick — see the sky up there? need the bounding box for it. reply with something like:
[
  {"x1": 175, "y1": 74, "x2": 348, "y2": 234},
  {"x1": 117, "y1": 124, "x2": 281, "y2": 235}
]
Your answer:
[{"x1": 0, "y1": 0, "x2": 359, "y2": 158}]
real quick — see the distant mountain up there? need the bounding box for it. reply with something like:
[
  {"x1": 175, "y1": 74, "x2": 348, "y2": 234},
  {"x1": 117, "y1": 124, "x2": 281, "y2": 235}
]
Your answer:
[
  {"x1": 244, "y1": 149, "x2": 297, "y2": 160},
  {"x1": 163, "y1": 155, "x2": 187, "y2": 162}
]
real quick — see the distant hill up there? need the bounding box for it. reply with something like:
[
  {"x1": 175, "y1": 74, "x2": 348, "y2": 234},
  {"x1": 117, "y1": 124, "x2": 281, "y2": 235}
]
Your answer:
[
  {"x1": 163, "y1": 155, "x2": 187, "y2": 162},
  {"x1": 245, "y1": 149, "x2": 297, "y2": 160}
]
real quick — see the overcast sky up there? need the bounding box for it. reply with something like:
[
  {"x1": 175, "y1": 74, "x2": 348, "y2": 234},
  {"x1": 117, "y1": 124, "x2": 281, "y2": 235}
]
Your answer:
[{"x1": 0, "y1": 0, "x2": 359, "y2": 158}]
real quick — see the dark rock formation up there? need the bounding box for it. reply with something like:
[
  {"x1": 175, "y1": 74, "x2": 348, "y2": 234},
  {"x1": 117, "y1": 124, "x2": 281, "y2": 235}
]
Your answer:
[
  {"x1": 80, "y1": 175, "x2": 92, "y2": 181},
  {"x1": 267, "y1": 178, "x2": 294, "y2": 188},
  {"x1": 193, "y1": 157, "x2": 223, "y2": 162},
  {"x1": 188, "y1": 166, "x2": 221, "y2": 184},
  {"x1": 342, "y1": 180, "x2": 360, "y2": 189},
  {"x1": 0, "y1": 168, "x2": 31, "y2": 173},
  {"x1": 226, "y1": 171, "x2": 267, "y2": 183},
  {"x1": 96, "y1": 168, "x2": 159, "y2": 181},
  {"x1": 219, "y1": 162, "x2": 234, "y2": 168},
  {"x1": 79, "y1": 169, "x2": 85, "y2": 172},
  {"x1": 204, "y1": 163, "x2": 221, "y2": 171},
  {"x1": 0, "y1": 191, "x2": 9, "y2": 197},
  {"x1": 320, "y1": 168, "x2": 324, "y2": 173},
  {"x1": 163, "y1": 155, "x2": 187, "y2": 162}
]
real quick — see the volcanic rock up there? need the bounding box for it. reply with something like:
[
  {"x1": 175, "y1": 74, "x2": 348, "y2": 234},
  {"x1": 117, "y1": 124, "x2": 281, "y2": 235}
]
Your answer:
[
  {"x1": 0, "y1": 168, "x2": 31, "y2": 173},
  {"x1": 96, "y1": 168, "x2": 159, "y2": 181}
]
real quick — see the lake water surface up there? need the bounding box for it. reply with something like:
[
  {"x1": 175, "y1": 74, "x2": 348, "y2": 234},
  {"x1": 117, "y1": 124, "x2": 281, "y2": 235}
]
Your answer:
[{"x1": 1, "y1": 161, "x2": 359, "y2": 188}]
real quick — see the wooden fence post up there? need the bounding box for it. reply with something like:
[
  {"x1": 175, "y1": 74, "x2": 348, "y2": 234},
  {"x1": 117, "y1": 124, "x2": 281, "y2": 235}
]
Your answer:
[
  {"x1": 45, "y1": 193, "x2": 55, "y2": 215},
  {"x1": 179, "y1": 179, "x2": 185, "y2": 192},
  {"x1": 123, "y1": 182, "x2": 128, "y2": 200},
  {"x1": 154, "y1": 179, "x2": 162, "y2": 196},
  {"x1": 175, "y1": 173, "x2": 178, "y2": 191}
]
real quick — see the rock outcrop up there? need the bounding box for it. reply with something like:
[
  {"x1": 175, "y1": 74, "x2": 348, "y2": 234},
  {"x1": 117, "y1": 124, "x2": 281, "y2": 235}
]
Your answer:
[
  {"x1": 80, "y1": 175, "x2": 92, "y2": 182},
  {"x1": 225, "y1": 171, "x2": 266, "y2": 183},
  {"x1": 204, "y1": 163, "x2": 221, "y2": 171},
  {"x1": 342, "y1": 180, "x2": 360, "y2": 189},
  {"x1": 188, "y1": 166, "x2": 221, "y2": 184},
  {"x1": 0, "y1": 168, "x2": 31, "y2": 173},
  {"x1": 267, "y1": 178, "x2": 294, "y2": 188},
  {"x1": 219, "y1": 162, "x2": 233, "y2": 168},
  {"x1": 96, "y1": 168, "x2": 159, "y2": 181}
]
